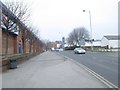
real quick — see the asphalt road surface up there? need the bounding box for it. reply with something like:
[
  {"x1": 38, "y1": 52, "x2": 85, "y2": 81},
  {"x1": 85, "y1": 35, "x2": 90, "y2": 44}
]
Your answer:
[{"x1": 57, "y1": 50, "x2": 118, "y2": 86}]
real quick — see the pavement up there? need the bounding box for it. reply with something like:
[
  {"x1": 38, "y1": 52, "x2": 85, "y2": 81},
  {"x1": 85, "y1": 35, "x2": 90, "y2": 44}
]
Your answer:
[
  {"x1": 2, "y1": 51, "x2": 107, "y2": 88},
  {"x1": 0, "y1": 72, "x2": 1, "y2": 89}
]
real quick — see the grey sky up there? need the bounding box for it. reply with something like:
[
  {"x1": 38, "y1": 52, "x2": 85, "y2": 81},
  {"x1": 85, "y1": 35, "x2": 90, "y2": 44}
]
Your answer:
[{"x1": 3, "y1": 0, "x2": 119, "y2": 41}]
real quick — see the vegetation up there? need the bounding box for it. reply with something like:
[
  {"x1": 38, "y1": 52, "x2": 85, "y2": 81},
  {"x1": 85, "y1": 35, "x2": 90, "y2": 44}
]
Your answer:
[
  {"x1": 64, "y1": 45, "x2": 80, "y2": 50},
  {"x1": 67, "y1": 27, "x2": 90, "y2": 46}
]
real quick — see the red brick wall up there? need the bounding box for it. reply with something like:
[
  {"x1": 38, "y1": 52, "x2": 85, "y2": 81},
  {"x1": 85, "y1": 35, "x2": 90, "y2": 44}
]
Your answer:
[
  {"x1": 17, "y1": 36, "x2": 22, "y2": 53},
  {"x1": 2, "y1": 31, "x2": 6, "y2": 54},
  {"x1": 2, "y1": 29, "x2": 43, "y2": 55},
  {"x1": 25, "y1": 39, "x2": 29, "y2": 53},
  {"x1": 2, "y1": 30, "x2": 17, "y2": 55},
  {"x1": 0, "y1": 29, "x2": 2, "y2": 70}
]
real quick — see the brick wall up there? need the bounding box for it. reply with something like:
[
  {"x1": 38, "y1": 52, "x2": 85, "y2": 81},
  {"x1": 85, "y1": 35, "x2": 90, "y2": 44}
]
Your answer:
[
  {"x1": 2, "y1": 30, "x2": 17, "y2": 55},
  {"x1": 0, "y1": 29, "x2": 2, "y2": 56},
  {"x1": 0, "y1": 29, "x2": 2, "y2": 71},
  {"x1": 17, "y1": 36, "x2": 22, "y2": 53},
  {"x1": 25, "y1": 39, "x2": 29, "y2": 53}
]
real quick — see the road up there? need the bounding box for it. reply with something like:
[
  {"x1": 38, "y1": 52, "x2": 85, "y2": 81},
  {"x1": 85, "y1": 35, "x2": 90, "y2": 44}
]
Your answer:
[
  {"x1": 3, "y1": 51, "x2": 107, "y2": 88},
  {"x1": 58, "y1": 50, "x2": 118, "y2": 86}
]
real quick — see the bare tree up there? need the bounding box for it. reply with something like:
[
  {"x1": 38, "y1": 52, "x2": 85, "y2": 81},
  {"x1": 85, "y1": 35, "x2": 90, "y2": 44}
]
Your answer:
[
  {"x1": 2, "y1": 1, "x2": 30, "y2": 55},
  {"x1": 3, "y1": 1, "x2": 30, "y2": 31},
  {"x1": 28, "y1": 26, "x2": 40, "y2": 39},
  {"x1": 67, "y1": 32, "x2": 75, "y2": 46},
  {"x1": 67, "y1": 27, "x2": 90, "y2": 46},
  {"x1": 26, "y1": 25, "x2": 42, "y2": 53}
]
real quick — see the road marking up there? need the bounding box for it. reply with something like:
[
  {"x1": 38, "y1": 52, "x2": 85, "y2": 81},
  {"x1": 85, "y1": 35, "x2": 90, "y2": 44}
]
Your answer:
[{"x1": 56, "y1": 52, "x2": 118, "y2": 89}]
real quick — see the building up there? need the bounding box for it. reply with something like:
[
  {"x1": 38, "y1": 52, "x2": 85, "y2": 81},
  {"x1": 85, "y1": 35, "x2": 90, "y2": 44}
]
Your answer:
[
  {"x1": 46, "y1": 41, "x2": 62, "y2": 50},
  {"x1": 0, "y1": 1, "x2": 45, "y2": 72},
  {"x1": 2, "y1": 27, "x2": 18, "y2": 55},
  {"x1": 53, "y1": 41, "x2": 62, "y2": 49},
  {"x1": 1, "y1": 1, "x2": 44, "y2": 55},
  {"x1": 80, "y1": 39, "x2": 101, "y2": 47},
  {"x1": 101, "y1": 35, "x2": 120, "y2": 49}
]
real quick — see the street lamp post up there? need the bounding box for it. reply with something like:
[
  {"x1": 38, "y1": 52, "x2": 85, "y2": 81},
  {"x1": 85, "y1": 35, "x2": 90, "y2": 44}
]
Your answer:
[{"x1": 83, "y1": 10, "x2": 93, "y2": 51}]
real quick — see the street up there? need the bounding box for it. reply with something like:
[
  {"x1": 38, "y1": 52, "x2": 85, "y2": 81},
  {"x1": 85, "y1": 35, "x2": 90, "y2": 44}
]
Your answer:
[
  {"x1": 58, "y1": 50, "x2": 118, "y2": 86},
  {"x1": 1, "y1": 0, "x2": 119, "y2": 89},
  {"x1": 2, "y1": 51, "x2": 107, "y2": 88}
]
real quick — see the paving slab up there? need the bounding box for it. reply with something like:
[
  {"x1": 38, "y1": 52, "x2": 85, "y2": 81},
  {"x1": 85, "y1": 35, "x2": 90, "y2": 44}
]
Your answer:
[{"x1": 2, "y1": 51, "x2": 107, "y2": 88}]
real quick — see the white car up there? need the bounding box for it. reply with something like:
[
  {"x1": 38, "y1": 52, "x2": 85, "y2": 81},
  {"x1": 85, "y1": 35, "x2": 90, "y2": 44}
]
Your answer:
[
  {"x1": 74, "y1": 48, "x2": 86, "y2": 54},
  {"x1": 55, "y1": 48, "x2": 63, "y2": 52}
]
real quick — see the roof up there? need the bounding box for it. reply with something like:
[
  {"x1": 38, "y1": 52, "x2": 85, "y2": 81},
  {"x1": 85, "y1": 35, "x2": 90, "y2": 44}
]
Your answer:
[{"x1": 104, "y1": 35, "x2": 120, "y2": 40}]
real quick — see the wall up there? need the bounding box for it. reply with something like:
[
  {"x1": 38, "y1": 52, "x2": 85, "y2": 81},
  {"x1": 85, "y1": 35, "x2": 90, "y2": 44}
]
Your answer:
[
  {"x1": 0, "y1": 29, "x2": 2, "y2": 69},
  {"x1": 0, "y1": 29, "x2": 2, "y2": 56},
  {"x1": 2, "y1": 30, "x2": 17, "y2": 55},
  {"x1": 25, "y1": 39, "x2": 29, "y2": 53},
  {"x1": 101, "y1": 37, "x2": 119, "y2": 49},
  {"x1": 93, "y1": 41, "x2": 101, "y2": 46},
  {"x1": 109, "y1": 40, "x2": 119, "y2": 48},
  {"x1": 17, "y1": 36, "x2": 22, "y2": 53},
  {"x1": 101, "y1": 37, "x2": 109, "y2": 47}
]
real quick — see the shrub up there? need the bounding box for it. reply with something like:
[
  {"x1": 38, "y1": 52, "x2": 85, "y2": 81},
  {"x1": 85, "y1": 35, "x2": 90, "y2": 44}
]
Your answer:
[{"x1": 65, "y1": 45, "x2": 80, "y2": 50}]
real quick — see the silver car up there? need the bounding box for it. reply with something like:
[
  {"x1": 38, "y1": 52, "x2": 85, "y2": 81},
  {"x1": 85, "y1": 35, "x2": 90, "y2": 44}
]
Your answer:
[{"x1": 74, "y1": 48, "x2": 86, "y2": 54}]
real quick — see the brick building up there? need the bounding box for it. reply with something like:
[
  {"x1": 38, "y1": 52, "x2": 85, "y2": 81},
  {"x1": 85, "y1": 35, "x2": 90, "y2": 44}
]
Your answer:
[
  {"x1": 2, "y1": 28, "x2": 17, "y2": 55},
  {"x1": 0, "y1": 1, "x2": 45, "y2": 71}
]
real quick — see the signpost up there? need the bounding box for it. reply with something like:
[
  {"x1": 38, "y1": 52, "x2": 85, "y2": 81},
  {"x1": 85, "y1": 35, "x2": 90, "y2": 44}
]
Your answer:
[{"x1": 79, "y1": 39, "x2": 85, "y2": 46}]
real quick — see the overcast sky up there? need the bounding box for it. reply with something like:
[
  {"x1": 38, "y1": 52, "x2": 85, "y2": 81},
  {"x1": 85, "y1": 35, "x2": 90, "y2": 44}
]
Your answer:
[{"x1": 2, "y1": 0, "x2": 119, "y2": 41}]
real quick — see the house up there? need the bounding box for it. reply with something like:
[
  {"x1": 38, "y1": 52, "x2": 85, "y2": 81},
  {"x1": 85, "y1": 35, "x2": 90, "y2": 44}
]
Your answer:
[
  {"x1": 80, "y1": 39, "x2": 101, "y2": 47},
  {"x1": 101, "y1": 35, "x2": 120, "y2": 49}
]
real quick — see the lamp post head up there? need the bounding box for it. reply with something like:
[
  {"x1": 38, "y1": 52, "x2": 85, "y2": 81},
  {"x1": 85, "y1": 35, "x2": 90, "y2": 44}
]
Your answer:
[{"x1": 83, "y1": 10, "x2": 86, "y2": 12}]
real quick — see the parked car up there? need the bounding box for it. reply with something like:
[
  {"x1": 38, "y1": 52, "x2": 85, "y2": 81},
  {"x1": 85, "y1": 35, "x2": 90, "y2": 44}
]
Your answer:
[{"x1": 74, "y1": 48, "x2": 86, "y2": 54}]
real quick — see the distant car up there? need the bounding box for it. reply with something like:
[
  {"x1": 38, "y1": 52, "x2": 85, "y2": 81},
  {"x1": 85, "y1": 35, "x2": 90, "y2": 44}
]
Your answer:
[
  {"x1": 55, "y1": 48, "x2": 64, "y2": 52},
  {"x1": 51, "y1": 48, "x2": 55, "y2": 51},
  {"x1": 74, "y1": 48, "x2": 86, "y2": 54},
  {"x1": 58, "y1": 48, "x2": 63, "y2": 51},
  {"x1": 55, "y1": 49, "x2": 59, "y2": 52}
]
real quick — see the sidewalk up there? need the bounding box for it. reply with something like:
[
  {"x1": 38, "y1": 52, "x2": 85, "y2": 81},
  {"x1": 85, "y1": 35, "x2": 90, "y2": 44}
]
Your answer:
[{"x1": 2, "y1": 51, "x2": 107, "y2": 88}]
